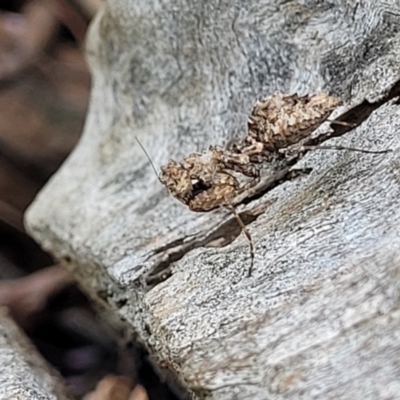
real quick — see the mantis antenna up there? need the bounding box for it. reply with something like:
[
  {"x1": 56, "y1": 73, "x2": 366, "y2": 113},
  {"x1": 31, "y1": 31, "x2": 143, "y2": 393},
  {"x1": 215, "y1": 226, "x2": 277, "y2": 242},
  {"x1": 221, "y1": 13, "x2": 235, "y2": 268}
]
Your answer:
[{"x1": 135, "y1": 137, "x2": 160, "y2": 181}]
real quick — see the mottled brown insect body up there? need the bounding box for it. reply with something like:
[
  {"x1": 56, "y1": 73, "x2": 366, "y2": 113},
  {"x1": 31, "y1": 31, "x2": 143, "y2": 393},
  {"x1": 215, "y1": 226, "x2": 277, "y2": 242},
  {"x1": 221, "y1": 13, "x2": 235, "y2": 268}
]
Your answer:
[
  {"x1": 155, "y1": 91, "x2": 386, "y2": 276},
  {"x1": 245, "y1": 92, "x2": 340, "y2": 154},
  {"x1": 159, "y1": 92, "x2": 340, "y2": 214},
  {"x1": 159, "y1": 147, "x2": 243, "y2": 212},
  {"x1": 249, "y1": 92, "x2": 339, "y2": 147}
]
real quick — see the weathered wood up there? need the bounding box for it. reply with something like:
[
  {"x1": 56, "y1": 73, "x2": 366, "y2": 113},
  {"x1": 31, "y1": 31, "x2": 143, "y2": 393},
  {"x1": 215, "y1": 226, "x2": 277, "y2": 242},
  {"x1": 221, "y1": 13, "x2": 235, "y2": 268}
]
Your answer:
[
  {"x1": 25, "y1": 1, "x2": 400, "y2": 399},
  {"x1": 0, "y1": 309, "x2": 71, "y2": 399}
]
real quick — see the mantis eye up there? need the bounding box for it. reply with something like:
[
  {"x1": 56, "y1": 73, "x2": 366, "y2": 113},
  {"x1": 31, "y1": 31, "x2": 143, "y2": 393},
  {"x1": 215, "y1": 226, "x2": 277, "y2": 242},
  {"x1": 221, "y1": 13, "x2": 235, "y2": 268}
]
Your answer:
[{"x1": 191, "y1": 180, "x2": 209, "y2": 197}]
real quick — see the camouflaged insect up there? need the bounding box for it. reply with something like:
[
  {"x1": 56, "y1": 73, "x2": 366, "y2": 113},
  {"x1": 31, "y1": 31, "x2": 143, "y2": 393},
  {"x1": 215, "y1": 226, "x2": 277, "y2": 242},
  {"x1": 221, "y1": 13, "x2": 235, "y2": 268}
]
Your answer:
[
  {"x1": 159, "y1": 145, "x2": 258, "y2": 275},
  {"x1": 158, "y1": 91, "x2": 342, "y2": 276}
]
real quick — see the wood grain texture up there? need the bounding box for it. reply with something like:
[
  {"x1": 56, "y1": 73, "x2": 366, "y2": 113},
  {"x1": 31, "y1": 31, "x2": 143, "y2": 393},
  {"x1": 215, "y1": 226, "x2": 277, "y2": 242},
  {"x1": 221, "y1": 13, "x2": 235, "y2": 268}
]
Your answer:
[
  {"x1": 0, "y1": 309, "x2": 72, "y2": 399},
  {"x1": 25, "y1": 1, "x2": 400, "y2": 398}
]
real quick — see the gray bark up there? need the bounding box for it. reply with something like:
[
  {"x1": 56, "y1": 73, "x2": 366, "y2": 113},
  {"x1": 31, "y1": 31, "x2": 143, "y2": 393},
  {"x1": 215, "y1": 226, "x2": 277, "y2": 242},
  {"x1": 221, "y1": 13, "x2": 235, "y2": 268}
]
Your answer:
[
  {"x1": 25, "y1": 1, "x2": 400, "y2": 399},
  {"x1": 0, "y1": 309, "x2": 71, "y2": 400}
]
